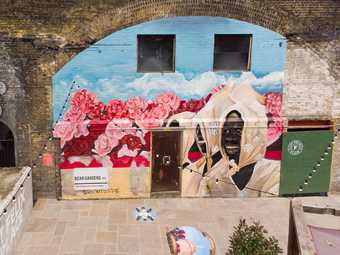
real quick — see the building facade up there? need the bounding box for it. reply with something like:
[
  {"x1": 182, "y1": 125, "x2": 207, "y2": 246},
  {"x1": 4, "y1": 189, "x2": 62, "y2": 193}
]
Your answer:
[{"x1": 0, "y1": 0, "x2": 339, "y2": 199}]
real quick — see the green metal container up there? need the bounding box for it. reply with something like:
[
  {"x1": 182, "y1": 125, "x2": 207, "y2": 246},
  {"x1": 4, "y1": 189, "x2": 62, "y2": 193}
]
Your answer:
[{"x1": 279, "y1": 130, "x2": 333, "y2": 195}]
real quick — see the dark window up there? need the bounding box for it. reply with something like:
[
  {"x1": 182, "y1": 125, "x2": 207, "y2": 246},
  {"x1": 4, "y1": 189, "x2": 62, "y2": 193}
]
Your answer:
[
  {"x1": 0, "y1": 122, "x2": 15, "y2": 167},
  {"x1": 137, "y1": 35, "x2": 175, "y2": 72},
  {"x1": 213, "y1": 34, "x2": 252, "y2": 71}
]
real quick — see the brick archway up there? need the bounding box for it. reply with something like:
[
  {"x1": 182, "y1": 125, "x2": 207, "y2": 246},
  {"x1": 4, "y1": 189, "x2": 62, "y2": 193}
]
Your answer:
[
  {"x1": 51, "y1": 0, "x2": 301, "y2": 77},
  {"x1": 5, "y1": 0, "x2": 334, "y2": 197},
  {"x1": 59, "y1": 0, "x2": 293, "y2": 51}
]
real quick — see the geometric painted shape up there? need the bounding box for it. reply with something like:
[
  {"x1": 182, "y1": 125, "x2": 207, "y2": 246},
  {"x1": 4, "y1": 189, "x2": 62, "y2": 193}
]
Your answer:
[
  {"x1": 134, "y1": 206, "x2": 156, "y2": 222},
  {"x1": 287, "y1": 139, "x2": 304, "y2": 156},
  {"x1": 280, "y1": 130, "x2": 333, "y2": 195}
]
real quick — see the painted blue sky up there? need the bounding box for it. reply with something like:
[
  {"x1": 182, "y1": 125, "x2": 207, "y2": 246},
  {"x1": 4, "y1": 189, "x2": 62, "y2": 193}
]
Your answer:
[{"x1": 53, "y1": 16, "x2": 286, "y2": 121}]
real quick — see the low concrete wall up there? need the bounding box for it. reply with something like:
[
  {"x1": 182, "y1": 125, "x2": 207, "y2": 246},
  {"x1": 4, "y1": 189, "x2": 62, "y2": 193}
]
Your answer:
[{"x1": 0, "y1": 167, "x2": 33, "y2": 255}]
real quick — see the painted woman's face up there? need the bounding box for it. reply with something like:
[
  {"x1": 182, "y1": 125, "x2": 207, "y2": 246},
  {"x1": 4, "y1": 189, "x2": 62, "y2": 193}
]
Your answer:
[{"x1": 221, "y1": 111, "x2": 244, "y2": 164}]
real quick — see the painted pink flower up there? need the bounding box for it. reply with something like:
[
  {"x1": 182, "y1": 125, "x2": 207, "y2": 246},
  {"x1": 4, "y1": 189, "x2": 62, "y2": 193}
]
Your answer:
[
  {"x1": 106, "y1": 99, "x2": 127, "y2": 119},
  {"x1": 105, "y1": 120, "x2": 128, "y2": 140},
  {"x1": 64, "y1": 108, "x2": 86, "y2": 123},
  {"x1": 53, "y1": 121, "x2": 75, "y2": 148},
  {"x1": 137, "y1": 104, "x2": 169, "y2": 128},
  {"x1": 265, "y1": 92, "x2": 282, "y2": 117},
  {"x1": 74, "y1": 122, "x2": 89, "y2": 138},
  {"x1": 156, "y1": 92, "x2": 181, "y2": 112},
  {"x1": 267, "y1": 119, "x2": 284, "y2": 146},
  {"x1": 117, "y1": 144, "x2": 138, "y2": 158},
  {"x1": 126, "y1": 96, "x2": 147, "y2": 120},
  {"x1": 87, "y1": 101, "x2": 107, "y2": 120},
  {"x1": 148, "y1": 103, "x2": 169, "y2": 120},
  {"x1": 71, "y1": 89, "x2": 97, "y2": 114},
  {"x1": 134, "y1": 155, "x2": 150, "y2": 167},
  {"x1": 176, "y1": 99, "x2": 205, "y2": 113},
  {"x1": 120, "y1": 134, "x2": 143, "y2": 151},
  {"x1": 111, "y1": 118, "x2": 133, "y2": 129},
  {"x1": 93, "y1": 134, "x2": 117, "y2": 157},
  {"x1": 265, "y1": 93, "x2": 283, "y2": 146},
  {"x1": 110, "y1": 152, "x2": 134, "y2": 168}
]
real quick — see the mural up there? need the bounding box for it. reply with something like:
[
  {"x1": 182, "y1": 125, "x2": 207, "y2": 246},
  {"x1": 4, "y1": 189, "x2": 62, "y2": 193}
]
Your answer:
[
  {"x1": 53, "y1": 16, "x2": 286, "y2": 199},
  {"x1": 166, "y1": 226, "x2": 216, "y2": 255}
]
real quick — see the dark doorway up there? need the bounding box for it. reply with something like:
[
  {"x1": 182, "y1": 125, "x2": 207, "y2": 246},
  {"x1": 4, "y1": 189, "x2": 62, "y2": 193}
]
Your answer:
[
  {"x1": 0, "y1": 122, "x2": 15, "y2": 167},
  {"x1": 151, "y1": 131, "x2": 180, "y2": 193}
]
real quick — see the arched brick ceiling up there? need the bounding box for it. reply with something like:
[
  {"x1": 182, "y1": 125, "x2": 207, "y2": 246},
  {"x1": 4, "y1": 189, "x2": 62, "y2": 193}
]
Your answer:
[
  {"x1": 0, "y1": 0, "x2": 337, "y2": 77},
  {"x1": 0, "y1": 0, "x2": 316, "y2": 44}
]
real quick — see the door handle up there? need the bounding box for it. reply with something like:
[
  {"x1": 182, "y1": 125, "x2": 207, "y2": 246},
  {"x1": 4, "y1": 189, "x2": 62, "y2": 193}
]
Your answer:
[{"x1": 163, "y1": 155, "x2": 171, "y2": 166}]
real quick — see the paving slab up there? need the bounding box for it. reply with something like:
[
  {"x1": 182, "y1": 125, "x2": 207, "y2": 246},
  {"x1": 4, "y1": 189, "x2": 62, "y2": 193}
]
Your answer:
[{"x1": 15, "y1": 197, "x2": 291, "y2": 255}]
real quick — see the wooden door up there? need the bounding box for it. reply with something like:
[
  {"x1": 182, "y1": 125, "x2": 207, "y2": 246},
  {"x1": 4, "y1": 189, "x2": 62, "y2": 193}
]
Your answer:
[{"x1": 152, "y1": 131, "x2": 180, "y2": 192}]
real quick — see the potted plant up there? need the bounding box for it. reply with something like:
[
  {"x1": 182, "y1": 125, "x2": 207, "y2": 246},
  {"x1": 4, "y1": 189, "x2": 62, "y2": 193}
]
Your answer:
[{"x1": 226, "y1": 218, "x2": 283, "y2": 255}]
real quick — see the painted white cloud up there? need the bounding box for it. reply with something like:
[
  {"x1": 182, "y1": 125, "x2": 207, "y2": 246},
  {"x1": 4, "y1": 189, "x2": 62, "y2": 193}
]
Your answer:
[
  {"x1": 125, "y1": 71, "x2": 227, "y2": 99},
  {"x1": 74, "y1": 75, "x2": 91, "y2": 87},
  {"x1": 54, "y1": 71, "x2": 283, "y2": 111},
  {"x1": 235, "y1": 71, "x2": 283, "y2": 86}
]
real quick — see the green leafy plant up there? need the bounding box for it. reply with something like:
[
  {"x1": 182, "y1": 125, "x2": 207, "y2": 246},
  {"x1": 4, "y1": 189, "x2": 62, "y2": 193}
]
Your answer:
[{"x1": 226, "y1": 218, "x2": 283, "y2": 255}]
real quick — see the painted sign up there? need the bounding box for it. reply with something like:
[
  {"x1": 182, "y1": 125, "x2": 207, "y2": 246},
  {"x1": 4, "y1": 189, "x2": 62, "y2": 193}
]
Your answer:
[
  {"x1": 53, "y1": 16, "x2": 286, "y2": 199},
  {"x1": 73, "y1": 167, "x2": 109, "y2": 191},
  {"x1": 287, "y1": 140, "x2": 304, "y2": 156}
]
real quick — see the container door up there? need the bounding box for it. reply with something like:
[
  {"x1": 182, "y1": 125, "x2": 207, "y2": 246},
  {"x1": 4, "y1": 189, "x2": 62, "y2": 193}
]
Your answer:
[{"x1": 279, "y1": 130, "x2": 333, "y2": 195}]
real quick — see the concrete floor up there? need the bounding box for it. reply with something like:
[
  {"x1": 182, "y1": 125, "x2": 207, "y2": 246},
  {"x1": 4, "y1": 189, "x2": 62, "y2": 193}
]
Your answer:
[{"x1": 15, "y1": 197, "x2": 291, "y2": 255}]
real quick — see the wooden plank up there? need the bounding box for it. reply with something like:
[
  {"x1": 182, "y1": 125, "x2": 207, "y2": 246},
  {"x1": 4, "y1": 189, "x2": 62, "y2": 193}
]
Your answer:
[{"x1": 299, "y1": 196, "x2": 340, "y2": 216}]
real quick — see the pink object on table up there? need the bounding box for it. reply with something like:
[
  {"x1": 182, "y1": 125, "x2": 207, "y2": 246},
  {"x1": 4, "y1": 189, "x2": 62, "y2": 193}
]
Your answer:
[{"x1": 309, "y1": 225, "x2": 340, "y2": 255}]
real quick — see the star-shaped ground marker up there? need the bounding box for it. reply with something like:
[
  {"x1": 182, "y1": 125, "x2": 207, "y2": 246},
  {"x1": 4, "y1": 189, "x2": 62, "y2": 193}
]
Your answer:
[{"x1": 134, "y1": 206, "x2": 156, "y2": 222}]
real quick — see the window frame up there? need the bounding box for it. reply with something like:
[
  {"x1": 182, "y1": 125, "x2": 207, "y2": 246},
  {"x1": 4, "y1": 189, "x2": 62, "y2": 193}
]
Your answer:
[
  {"x1": 213, "y1": 34, "x2": 252, "y2": 72},
  {"x1": 137, "y1": 34, "x2": 176, "y2": 73}
]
